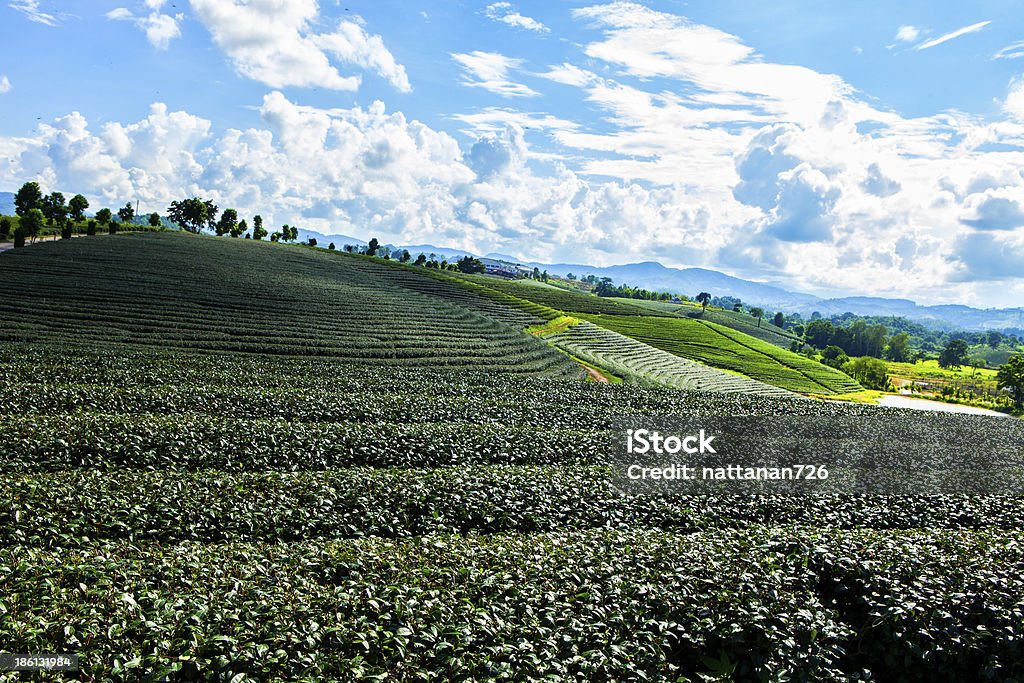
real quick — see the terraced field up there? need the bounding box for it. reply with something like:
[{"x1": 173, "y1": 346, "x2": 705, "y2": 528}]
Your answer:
[
  {"x1": 618, "y1": 298, "x2": 803, "y2": 349},
  {"x1": 544, "y1": 320, "x2": 792, "y2": 396},
  {"x1": 2, "y1": 234, "x2": 1023, "y2": 681},
  {"x1": 579, "y1": 313, "x2": 861, "y2": 394}
]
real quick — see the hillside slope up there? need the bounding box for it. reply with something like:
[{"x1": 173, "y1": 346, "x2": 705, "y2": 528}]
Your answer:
[{"x1": 0, "y1": 233, "x2": 579, "y2": 376}]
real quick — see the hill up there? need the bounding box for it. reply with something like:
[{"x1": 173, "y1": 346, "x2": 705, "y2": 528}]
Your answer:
[{"x1": 3, "y1": 233, "x2": 1024, "y2": 680}]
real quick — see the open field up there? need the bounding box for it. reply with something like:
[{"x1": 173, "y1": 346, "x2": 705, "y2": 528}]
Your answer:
[{"x1": 1, "y1": 233, "x2": 1023, "y2": 680}]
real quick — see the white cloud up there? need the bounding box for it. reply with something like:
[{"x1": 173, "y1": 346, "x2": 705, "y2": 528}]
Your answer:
[
  {"x1": 9, "y1": 0, "x2": 57, "y2": 25},
  {"x1": 189, "y1": 0, "x2": 409, "y2": 92},
  {"x1": 485, "y1": 2, "x2": 549, "y2": 33},
  {"x1": 1004, "y1": 76, "x2": 1024, "y2": 120},
  {"x1": 915, "y1": 20, "x2": 990, "y2": 50},
  {"x1": 106, "y1": 5, "x2": 183, "y2": 50},
  {"x1": 452, "y1": 51, "x2": 539, "y2": 97},
  {"x1": 0, "y1": 76, "x2": 10, "y2": 94},
  {"x1": 895, "y1": 25, "x2": 920, "y2": 43},
  {"x1": 994, "y1": 40, "x2": 1024, "y2": 60}
]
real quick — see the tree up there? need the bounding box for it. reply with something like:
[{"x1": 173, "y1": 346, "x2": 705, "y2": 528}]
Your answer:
[
  {"x1": 328, "y1": 242, "x2": 336, "y2": 250},
  {"x1": 398, "y1": 249, "x2": 411, "y2": 263},
  {"x1": 344, "y1": 244, "x2": 356, "y2": 253},
  {"x1": 884, "y1": 332, "x2": 911, "y2": 363},
  {"x1": 997, "y1": 355, "x2": 1024, "y2": 409},
  {"x1": 16, "y1": 208, "x2": 44, "y2": 246},
  {"x1": 820, "y1": 345, "x2": 849, "y2": 369},
  {"x1": 414, "y1": 253, "x2": 426, "y2": 266},
  {"x1": 252, "y1": 215, "x2": 267, "y2": 241},
  {"x1": 148, "y1": 212, "x2": 161, "y2": 228},
  {"x1": 216, "y1": 208, "x2": 238, "y2": 237},
  {"x1": 366, "y1": 237, "x2": 380, "y2": 256},
  {"x1": 732, "y1": 302, "x2": 742, "y2": 313},
  {"x1": 841, "y1": 356, "x2": 889, "y2": 391},
  {"x1": 772, "y1": 312, "x2": 785, "y2": 328},
  {"x1": 14, "y1": 181, "x2": 43, "y2": 216},
  {"x1": 987, "y1": 331, "x2": 1004, "y2": 349},
  {"x1": 457, "y1": 255, "x2": 486, "y2": 273},
  {"x1": 938, "y1": 339, "x2": 970, "y2": 369},
  {"x1": 41, "y1": 192, "x2": 67, "y2": 226},
  {"x1": 166, "y1": 198, "x2": 218, "y2": 233},
  {"x1": 270, "y1": 232, "x2": 281, "y2": 243},
  {"x1": 95, "y1": 208, "x2": 113, "y2": 226},
  {"x1": 86, "y1": 220, "x2": 97, "y2": 236},
  {"x1": 68, "y1": 194, "x2": 89, "y2": 223},
  {"x1": 234, "y1": 218, "x2": 247, "y2": 239},
  {"x1": 696, "y1": 292, "x2": 711, "y2": 312},
  {"x1": 0, "y1": 217, "x2": 10, "y2": 239},
  {"x1": 118, "y1": 202, "x2": 135, "y2": 225},
  {"x1": 749, "y1": 307, "x2": 764, "y2": 328},
  {"x1": 307, "y1": 238, "x2": 318, "y2": 247}
]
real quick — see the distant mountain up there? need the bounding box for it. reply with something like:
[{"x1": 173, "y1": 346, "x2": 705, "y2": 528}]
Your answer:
[{"x1": 294, "y1": 228, "x2": 365, "y2": 247}]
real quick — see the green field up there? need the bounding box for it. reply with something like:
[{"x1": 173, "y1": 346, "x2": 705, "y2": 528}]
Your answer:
[
  {"x1": 2, "y1": 233, "x2": 1024, "y2": 680},
  {"x1": 577, "y1": 313, "x2": 862, "y2": 394},
  {"x1": 611, "y1": 298, "x2": 804, "y2": 348}
]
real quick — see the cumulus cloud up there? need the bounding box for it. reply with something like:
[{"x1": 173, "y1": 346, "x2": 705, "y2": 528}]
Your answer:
[
  {"x1": 0, "y1": 76, "x2": 10, "y2": 94},
  {"x1": 953, "y1": 231, "x2": 1024, "y2": 280},
  {"x1": 895, "y1": 25, "x2": 921, "y2": 43},
  {"x1": 960, "y1": 193, "x2": 1024, "y2": 231},
  {"x1": 189, "y1": 0, "x2": 410, "y2": 92},
  {"x1": 106, "y1": 4, "x2": 183, "y2": 50},
  {"x1": 861, "y1": 162, "x2": 901, "y2": 197},
  {"x1": 452, "y1": 51, "x2": 539, "y2": 97},
  {"x1": 485, "y1": 2, "x2": 549, "y2": 32}
]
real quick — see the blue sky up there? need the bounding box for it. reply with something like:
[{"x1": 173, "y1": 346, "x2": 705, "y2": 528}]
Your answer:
[{"x1": 2, "y1": 0, "x2": 1024, "y2": 306}]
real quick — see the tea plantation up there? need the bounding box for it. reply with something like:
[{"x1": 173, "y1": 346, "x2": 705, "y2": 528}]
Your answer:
[{"x1": 1, "y1": 233, "x2": 1024, "y2": 681}]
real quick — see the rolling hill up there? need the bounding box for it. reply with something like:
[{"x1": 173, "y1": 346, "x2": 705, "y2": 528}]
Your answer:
[{"x1": 2, "y1": 232, "x2": 1023, "y2": 681}]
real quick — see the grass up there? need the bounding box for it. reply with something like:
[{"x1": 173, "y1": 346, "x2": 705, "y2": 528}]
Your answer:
[{"x1": 576, "y1": 313, "x2": 861, "y2": 395}]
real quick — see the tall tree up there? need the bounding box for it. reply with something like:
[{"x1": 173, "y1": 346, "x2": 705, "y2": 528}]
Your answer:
[
  {"x1": 216, "y1": 208, "x2": 238, "y2": 237},
  {"x1": 251, "y1": 215, "x2": 267, "y2": 241},
  {"x1": 16, "y1": 208, "x2": 45, "y2": 246},
  {"x1": 884, "y1": 332, "x2": 911, "y2": 363},
  {"x1": 772, "y1": 312, "x2": 785, "y2": 328},
  {"x1": 696, "y1": 292, "x2": 711, "y2": 312},
  {"x1": 938, "y1": 339, "x2": 969, "y2": 369},
  {"x1": 366, "y1": 237, "x2": 380, "y2": 256},
  {"x1": 749, "y1": 306, "x2": 764, "y2": 328},
  {"x1": 997, "y1": 355, "x2": 1024, "y2": 409},
  {"x1": 41, "y1": 192, "x2": 67, "y2": 226},
  {"x1": 148, "y1": 212, "x2": 161, "y2": 227},
  {"x1": 456, "y1": 255, "x2": 486, "y2": 273},
  {"x1": 117, "y1": 202, "x2": 135, "y2": 225},
  {"x1": 166, "y1": 198, "x2": 218, "y2": 233},
  {"x1": 95, "y1": 208, "x2": 113, "y2": 225},
  {"x1": 14, "y1": 181, "x2": 43, "y2": 216},
  {"x1": 68, "y1": 194, "x2": 89, "y2": 222}
]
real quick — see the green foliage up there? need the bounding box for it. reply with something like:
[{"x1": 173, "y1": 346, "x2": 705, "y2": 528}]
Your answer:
[
  {"x1": 86, "y1": 219, "x2": 97, "y2": 236},
  {"x1": 216, "y1": 207, "x2": 238, "y2": 237},
  {"x1": 148, "y1": 212, "x2": 161, "y2": 227},
  {"x1": 41, "y1": 191, "x2": 67, "y2": 225},
  {"x1": 1, "y1": 233, "x2": 1022, "y2": 681},
  {"x1": 997, "y1": 355, "x2": 1024, "y2": 408},
  {"x1": 69, "y1": 193, "x2": 89, "y2": 221},
  {"x1": 14, "y1": 180, "x2": 43, "y2": 216},
  {"x1": 939, "y1": 338, "x2": 970, "y2": 369},
  {"x1": 0, "y1": 216, "x2": 10, "y2": 238},
  {"x1": 456, "y1": 255, "x2": 485, "y2": 273},
  {"x1": 841, "y1": 356, "x2": 890, "y2": 390},
  {"x1": 821, "y1": 345, "x2": 849, "y2": 369},
  {"x1": 166, "y1": 197, "x2": 217, "y2": 233},
  {"x1": 117, "y1": 201, "x2": 135, "y2": 225},
  {"x1": 95, "y1": 207, "x2": 113, "y2": 225},
  {"x1": 16, "y1": 207, "x2": 44, "y2": 242}
]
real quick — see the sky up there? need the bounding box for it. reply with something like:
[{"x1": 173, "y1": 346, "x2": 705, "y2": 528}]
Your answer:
[{"x1": 2, "y1": 1, "x2": 1024, "y2": 306}]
